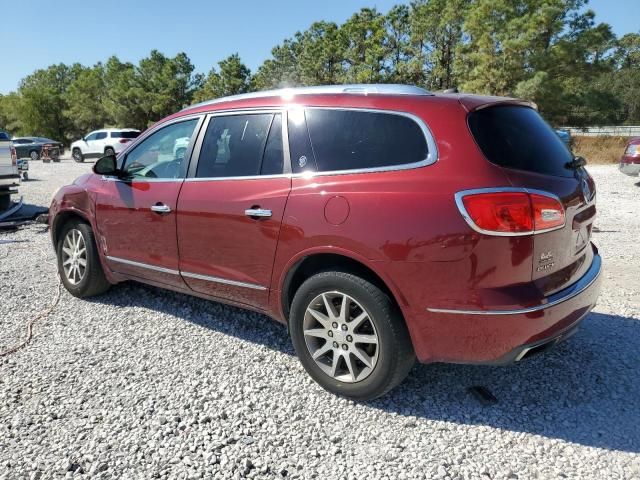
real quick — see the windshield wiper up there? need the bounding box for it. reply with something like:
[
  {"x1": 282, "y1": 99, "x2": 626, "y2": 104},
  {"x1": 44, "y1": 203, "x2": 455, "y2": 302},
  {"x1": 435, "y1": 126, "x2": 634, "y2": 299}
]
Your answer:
[{"x1": 565, "y1": 156, "x2": 586, "y2": 170}]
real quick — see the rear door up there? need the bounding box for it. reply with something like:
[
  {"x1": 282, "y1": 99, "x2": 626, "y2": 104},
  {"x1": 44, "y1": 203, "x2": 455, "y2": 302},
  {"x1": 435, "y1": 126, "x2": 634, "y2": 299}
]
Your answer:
[
  {"x1": 468, "y1": 105, "x2": 596, "y2": 295},
  {"x1": 177, "y1": 110, "x2": 290, "y2": 308},
  {"x1": 95, "y1": 116, "x2": 202, "y2": 288}
]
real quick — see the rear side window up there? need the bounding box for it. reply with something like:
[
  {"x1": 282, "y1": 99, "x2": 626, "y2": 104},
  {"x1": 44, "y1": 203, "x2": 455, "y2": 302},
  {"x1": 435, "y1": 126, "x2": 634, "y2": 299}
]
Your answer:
[
  {"x1": 468, "y1": 106, "x2": 573, "y2": 178},
  {"x1": 111, "y1": 131, "x2": 140, "y2": 139},
  {"x1": 196, "y1": 113, "x2": 282, "y2": 178},
  {"x1": 95, "y1": 132, "x2": 108, "y2": 140},
  {"x1": 305, "y1": 109, "x2": 428, "y2": 172}
]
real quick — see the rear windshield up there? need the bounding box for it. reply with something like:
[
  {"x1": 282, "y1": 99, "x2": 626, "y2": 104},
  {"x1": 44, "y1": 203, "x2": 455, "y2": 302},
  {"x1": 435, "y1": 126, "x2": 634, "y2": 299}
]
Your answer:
[
  {"x1": 468, "y1": 106, "x2": 573, "y2": 178},
  {"x1": 111, "y1": 131, "x2": 139, "y2": 139}
]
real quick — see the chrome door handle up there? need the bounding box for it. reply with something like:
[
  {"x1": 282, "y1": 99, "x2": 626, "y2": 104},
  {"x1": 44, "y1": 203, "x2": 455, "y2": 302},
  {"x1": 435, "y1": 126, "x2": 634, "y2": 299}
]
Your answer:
[
  {"x1": 151, "y1": 203, "x2": 172, "y2": 214},
  {"x1": 245, "y1": 208, "x2": 272, "y2": 218}
]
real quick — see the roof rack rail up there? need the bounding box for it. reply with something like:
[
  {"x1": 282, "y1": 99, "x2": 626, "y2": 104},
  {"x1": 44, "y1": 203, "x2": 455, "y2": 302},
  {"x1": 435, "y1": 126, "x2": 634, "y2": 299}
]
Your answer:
[{"x1": 184, "y1": 84, "x2": 433, "y2": 110}]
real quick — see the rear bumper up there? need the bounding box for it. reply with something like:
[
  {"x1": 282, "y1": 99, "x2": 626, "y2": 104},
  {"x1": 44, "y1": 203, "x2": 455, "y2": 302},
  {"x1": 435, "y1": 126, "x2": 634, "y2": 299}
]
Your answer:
[
  {"x1": 619, "y1": 160, "x2": 640, "y2": 176},
  {"x1": 410, "y1": 247, "x2": 602, "y2": 364}
]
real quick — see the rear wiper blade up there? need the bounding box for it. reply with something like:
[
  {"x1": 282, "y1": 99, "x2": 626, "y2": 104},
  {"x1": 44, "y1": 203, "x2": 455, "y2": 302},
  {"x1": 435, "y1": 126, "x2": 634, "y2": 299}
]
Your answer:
[{"x1": 565, "y1": 156, "x2": 586, "y2": 170}]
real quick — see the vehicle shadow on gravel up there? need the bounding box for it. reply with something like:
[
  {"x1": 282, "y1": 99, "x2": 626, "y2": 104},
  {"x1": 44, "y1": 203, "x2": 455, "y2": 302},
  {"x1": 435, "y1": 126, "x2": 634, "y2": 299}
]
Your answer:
[
  {"x1": 90, "y1": 284, "x2": 639, "y2": 453},
  {"x1": 378, "y1": 311, "x2": 640, "y2": 453}
]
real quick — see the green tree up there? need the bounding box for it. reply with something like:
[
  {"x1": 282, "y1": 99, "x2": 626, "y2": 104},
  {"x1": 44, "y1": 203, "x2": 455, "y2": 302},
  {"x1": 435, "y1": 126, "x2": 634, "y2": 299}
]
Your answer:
[
  {"x1": 340, "y1": 8, "x2": 388, "y2": 83},
  {"x1": 253, "y1": 39, "x2": 302, "y2": 90},
  {"x1": 18, "y1": 63, "x2": 82, "y2": 141},
  {"x1": 63, "y1": 64, "x2": 109, "y2": 138},
  {"x1": 193, "y1": 53, "x2": 251, "y2": 102},
  {"x1": 0, "y1": 93, "x2": 24, "y2": 135}
]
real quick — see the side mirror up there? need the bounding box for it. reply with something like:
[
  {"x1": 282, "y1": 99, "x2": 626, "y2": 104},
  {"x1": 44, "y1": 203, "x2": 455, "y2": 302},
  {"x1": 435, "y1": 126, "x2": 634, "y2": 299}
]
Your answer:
[{"x1": 93, "y1": 154, "x2": 118, "y2": 176}]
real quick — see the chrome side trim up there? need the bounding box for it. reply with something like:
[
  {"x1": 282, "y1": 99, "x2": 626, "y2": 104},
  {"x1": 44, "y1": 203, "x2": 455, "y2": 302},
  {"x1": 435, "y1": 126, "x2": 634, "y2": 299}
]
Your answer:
[
  {"x1": 106, "y1": 256, "x2": 180, "y2": 275},
  {"x1": 105, "y1": 256, "x2": 268, "y2": 291},
  {"x1": 427, "y1": 253, "x2": 601, "y2": 315},
  {"x1": 184, "y1": 84, "x2": 433, "y2": 110},
  {"x1": 454, "y1": 187, "x2": 566, "y2": 237},
  {"x1": 181, "y1": 271, "x2": 267, "y2": 291}
]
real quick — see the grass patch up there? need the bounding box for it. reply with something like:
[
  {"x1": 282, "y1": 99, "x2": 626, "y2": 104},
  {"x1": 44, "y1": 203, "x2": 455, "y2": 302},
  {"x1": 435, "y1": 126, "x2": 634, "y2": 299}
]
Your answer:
[{"x1": 572, "y1": 136, "x2": 628, "y2": 165}]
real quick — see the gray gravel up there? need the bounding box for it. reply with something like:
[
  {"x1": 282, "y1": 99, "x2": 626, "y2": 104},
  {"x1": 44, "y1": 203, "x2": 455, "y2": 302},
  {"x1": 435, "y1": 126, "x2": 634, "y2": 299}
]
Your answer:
[{"x1": 1, "y1": 159, "x2": 639, "y2": 480}]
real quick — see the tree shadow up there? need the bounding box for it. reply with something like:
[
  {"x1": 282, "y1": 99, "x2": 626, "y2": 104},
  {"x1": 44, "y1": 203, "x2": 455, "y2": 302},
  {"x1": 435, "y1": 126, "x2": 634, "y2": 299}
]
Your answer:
[{"x1": 91, "y1": 282, "x2": 639, "y2": 453}]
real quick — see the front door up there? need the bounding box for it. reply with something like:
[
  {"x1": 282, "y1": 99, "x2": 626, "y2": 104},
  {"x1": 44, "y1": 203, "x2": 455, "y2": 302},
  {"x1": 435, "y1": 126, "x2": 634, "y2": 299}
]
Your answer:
[
  {"x1": 177, "y1": 111, "x2": 290, "y2": 308},
  {"x1": 95, "y1": 117, "x2": 202, "y2": 288}
]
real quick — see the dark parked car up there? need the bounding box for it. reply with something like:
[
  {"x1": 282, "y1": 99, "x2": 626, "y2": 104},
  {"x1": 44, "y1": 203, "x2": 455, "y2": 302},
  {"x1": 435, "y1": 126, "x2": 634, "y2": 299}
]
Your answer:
[
  {"x1": 12, "y1": 137, "x2": 65, "y2": 160},
  {"x1": 619, "y1": 137, "x2": 640, "y2": 176},
  {"x1": 48, "y1": 84, "x2": 602, "y2": 400}
]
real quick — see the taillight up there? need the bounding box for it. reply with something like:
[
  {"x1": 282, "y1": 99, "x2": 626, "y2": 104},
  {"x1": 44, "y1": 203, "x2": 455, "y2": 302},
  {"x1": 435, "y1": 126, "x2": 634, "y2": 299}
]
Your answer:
[
  {"x1": 456, "y1": 189, "x2": 565, "y2": 236},
  {"x1": 119, "y1": 139, "x2": 130, "y2": 144},
  {"x1": 10, "y1": 146, "x2": 17, "y2": 166}
]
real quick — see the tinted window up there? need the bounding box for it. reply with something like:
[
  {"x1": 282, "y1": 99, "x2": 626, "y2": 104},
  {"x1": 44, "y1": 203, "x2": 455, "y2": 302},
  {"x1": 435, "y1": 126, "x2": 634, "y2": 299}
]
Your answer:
[
  {"x1": 468, "y1": 106, "x2": 573, "y2": 178},
  {"x1": 122, "y1": 119, "x2": 198, "y2": 180},
  {"x1": 111, "y1": 131, "x2": 140, "y2": 139},
  {"x1": 261, "y1": 114, "x2": 284, "y2": 175},
  {"x1": 305, "y1": 109, "x2": 428, "y2": 172},
  {"x1": 287, "y1": 108, "x2": 317, "y2": 173},
  {"x1": 196, "y1": 114, "x2": 273, "y2": 178},
  {"x1": 95, "y1": 132, "x2": 108, "y2": 140}
]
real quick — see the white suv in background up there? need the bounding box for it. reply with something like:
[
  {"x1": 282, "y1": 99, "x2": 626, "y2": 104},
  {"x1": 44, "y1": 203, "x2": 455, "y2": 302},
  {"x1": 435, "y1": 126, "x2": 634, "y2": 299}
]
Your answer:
[{"x1": 70, "y1": 128, "x2": 140, "y2": 162}]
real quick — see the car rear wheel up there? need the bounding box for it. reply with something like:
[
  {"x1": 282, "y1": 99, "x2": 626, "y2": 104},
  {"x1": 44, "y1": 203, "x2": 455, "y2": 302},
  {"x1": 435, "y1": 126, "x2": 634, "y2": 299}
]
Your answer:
[
  {"x1": 30, "y1": 150, "x2": 39, "y2": 161},
  {"x1": 72, "y1": 148, "x2": 84, "y2": 163},
  {"x1": 104, "y1": 147, "x2": 115, "y2": 157},
  {"x1": 289, "y1": 271, "x2": 415, "y2": 401},
  {"x1": 57, "y1": 220, "x2": 110, "y2": 297}
]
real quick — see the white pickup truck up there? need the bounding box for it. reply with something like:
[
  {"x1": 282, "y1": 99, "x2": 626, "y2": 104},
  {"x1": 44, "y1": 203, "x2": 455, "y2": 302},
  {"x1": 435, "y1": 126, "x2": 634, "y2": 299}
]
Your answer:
[{"x1": 0, "y1": 130, "x2": 20, "y2": 211}]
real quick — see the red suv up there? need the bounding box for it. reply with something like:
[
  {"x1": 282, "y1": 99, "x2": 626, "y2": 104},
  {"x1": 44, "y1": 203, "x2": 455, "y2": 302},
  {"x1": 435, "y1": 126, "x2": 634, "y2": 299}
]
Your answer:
[
  {"x1": 49, "y1": 85, "x2": 602, "y2": 400},
  {"x1": 620, "y1": 137, "x2": 640, "y2": 176}
]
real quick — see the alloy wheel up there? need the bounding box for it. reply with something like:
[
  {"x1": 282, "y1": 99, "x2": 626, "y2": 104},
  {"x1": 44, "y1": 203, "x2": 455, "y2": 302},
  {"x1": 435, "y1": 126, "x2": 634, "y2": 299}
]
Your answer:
[
  {"x1": 61, "y1": 229, "x2": 87, "y2": 285},
  {"x1": 303, "y1": 291, "x2": 379, "y2": 383}
]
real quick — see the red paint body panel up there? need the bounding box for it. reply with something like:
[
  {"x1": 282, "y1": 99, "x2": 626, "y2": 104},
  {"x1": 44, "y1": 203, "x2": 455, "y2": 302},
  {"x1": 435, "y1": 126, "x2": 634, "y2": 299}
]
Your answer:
[
  {"x1": 176, "y1": 177, "x2": 291, "y2": 307},
  {"x1": 49, "y1": 90, "x2": 603, "y2": 366},
  {"x1": 94, "y1": 178, "x2": 186, "y2": 288}
]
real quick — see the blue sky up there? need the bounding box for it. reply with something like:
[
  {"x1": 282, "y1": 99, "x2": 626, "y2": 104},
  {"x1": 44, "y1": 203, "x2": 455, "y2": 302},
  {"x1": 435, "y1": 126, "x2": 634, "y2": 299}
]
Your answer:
[{"x1": 0, "y1": 0, "x2": 637, "y2": 94}]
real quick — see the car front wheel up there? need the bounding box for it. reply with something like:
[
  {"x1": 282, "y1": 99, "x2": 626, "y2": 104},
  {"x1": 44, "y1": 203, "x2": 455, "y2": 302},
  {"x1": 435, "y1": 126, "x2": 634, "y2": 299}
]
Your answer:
[
  {"x1": 57, "y1": 220, "x2": 110, "y2": 297},
  {"x1": 30, "y1": 150, "x2": 39, "y2": 161},
  {"x1": 289, "y1": 271, "x2": 415, "y2": 401}
]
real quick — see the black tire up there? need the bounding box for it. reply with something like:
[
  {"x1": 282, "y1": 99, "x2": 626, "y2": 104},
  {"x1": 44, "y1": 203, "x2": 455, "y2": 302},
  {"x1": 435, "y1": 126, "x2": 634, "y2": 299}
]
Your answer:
[
  {"x1": 104, "y1": 147, "x2": 115, "y2": 157},
  {"x1": 0, "y1": 194, "x2": 10, "y2": 211},
  {"x1": 56, "y1": 220, "x2": 110, "y2": 298},
  {"x1": 289, "y1": 271, "x2": 415, "y2": 401},
  {"x1": 30, "y1": 150, "x2": 39, "y2": 161},
  {"x1": 72, "y1": 148, "x2": 84, "y2": 163}
]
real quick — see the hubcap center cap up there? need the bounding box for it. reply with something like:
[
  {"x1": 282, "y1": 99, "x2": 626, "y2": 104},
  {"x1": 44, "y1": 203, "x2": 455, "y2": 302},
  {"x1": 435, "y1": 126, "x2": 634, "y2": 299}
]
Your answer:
[{"x1": 332, "y1": 329, "x2": 346, "y2": 343}]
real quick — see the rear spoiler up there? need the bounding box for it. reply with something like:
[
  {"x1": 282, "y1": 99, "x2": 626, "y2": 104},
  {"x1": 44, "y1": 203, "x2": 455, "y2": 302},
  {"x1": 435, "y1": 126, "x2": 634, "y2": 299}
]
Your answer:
[{"x1": 456, "y1": 95, "x2": 537, "y2": 112}]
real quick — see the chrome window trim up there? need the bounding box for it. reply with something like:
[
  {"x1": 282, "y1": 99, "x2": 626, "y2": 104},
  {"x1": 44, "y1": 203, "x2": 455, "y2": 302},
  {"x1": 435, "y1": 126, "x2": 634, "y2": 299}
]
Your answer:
[
  {"x1": 427, "y1": 253, "x2": 601, "y2": 316},
  {"x1": 181, "y1": 271, "x2": 267, "y2": 291},
  {"x1": 106, "y1": 256, "x2": 180, "y2": 275},
  {"x1": 185, "y1": 106, "x2": 438, "y2": 181},
  {"x1": 187, "y1": 109, "x2": 290, "y2": 180},
  {"x1": 454, "y1": 187, "x2": 567, "y2": 237}
]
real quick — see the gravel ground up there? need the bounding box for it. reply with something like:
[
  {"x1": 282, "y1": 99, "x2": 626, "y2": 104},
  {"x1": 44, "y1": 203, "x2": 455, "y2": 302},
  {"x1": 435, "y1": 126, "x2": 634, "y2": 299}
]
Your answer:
[{"x1": 1, "y1": 159, "x2": 639, "y2": 480}]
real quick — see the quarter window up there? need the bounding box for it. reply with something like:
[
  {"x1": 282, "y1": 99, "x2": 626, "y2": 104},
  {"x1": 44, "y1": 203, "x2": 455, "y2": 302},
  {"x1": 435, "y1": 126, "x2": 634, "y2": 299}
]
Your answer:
[
  {"x1": 196, "y1": 113, "x2": 283, "y2": 178},
  {"x1": 121, "y1": 118, "x2": 199, "y2": 180},
  {"x1": 304, "y1": 109, "x2": 428, "y2": 172}
]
